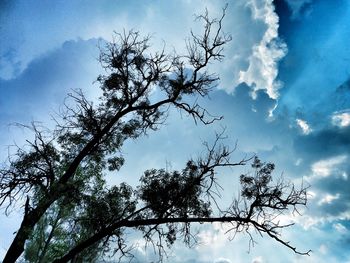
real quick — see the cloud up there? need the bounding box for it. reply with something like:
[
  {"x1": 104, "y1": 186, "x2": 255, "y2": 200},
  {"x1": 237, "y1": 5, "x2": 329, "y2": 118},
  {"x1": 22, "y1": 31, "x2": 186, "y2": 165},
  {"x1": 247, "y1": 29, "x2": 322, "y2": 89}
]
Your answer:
[
  {"x1": 304, "y1": 160, "x2": 350, "y2": 221},
  {"x1": 311, "y1": 155, "x2": 347, "y2": 178},
  {"x1": 333, "y1": 222, "x2": 348, "y2": 234},
  {"x1": 238, "y1": 0, "x2": 287, "y2": 99},
  {"x1": 319, "y1": 244, "x2": 328, "y2": 255},
  {"x1": 0, "y1": 38, "x2": 102, "y2": 151},
  {"x1": 252, "y1": 256, "x2": 264, "y2": 263},
  {"x1": 0, "y1": 0, "x2": 289, "y2": 105},
  {"x1": 293, "y1": 126, "x2": 350, "y2": 162},
  {"x1": 317, "y1": 193, "x2": 340, "y2": 206},
  {"x1": 296, "y1": 118, "x2": 312, "y2": 135},
  {"x1": 332, "y1": 110, "x2": 350, "y2": 127},
  {"x1": 214, "y1": 258, "x2": 232, "y2": 263},
  {"x1": 292, "y1": 152, "x2": 350, "y2": 224},
  {"x1": 0, "y1": 0, "x2": 189, "y2": 79}
]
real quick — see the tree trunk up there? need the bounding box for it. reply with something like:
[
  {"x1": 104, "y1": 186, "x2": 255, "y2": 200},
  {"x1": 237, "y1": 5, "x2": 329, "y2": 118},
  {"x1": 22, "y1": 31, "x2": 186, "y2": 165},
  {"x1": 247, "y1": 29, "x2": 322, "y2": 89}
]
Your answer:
[{"x1": 3, "y1": 200, "x2": 55, "y2": 263}]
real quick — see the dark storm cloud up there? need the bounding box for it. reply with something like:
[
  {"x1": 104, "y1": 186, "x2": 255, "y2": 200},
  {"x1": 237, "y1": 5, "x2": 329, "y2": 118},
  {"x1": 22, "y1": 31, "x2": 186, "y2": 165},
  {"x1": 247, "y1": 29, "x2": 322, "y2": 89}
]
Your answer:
[
  {"x1": 261, "y1": 75, "x2": 350, "y2": 176},
  {"x1": 0, "y1": 38, "x2": 101, "y2": 120},
  {"x1": 0, "y1": 38, "x2": 102, "y2": 147},
  {"x1": 288, "y1": 83, "x2": 350, "y2": 219},
  {"x1": 293, "y1": 126, "x2": 350, "y2": 161},
  {"x1": 308, "y1": 161, "x2": 350, "y2": 217},
  {"x1": 208, "y1": 79, "x2": 350, "y2": 189}
]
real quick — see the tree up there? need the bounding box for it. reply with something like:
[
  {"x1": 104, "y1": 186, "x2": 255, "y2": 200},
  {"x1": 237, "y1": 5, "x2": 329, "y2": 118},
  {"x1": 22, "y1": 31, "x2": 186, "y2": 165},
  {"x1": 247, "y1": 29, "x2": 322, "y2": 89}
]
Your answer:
[
  {"x1": 0, "y1": 7, "x2": 310, "y2": 262},
  {"x1": 24, "y1": 166, "x2": 105, "y2": 263}
]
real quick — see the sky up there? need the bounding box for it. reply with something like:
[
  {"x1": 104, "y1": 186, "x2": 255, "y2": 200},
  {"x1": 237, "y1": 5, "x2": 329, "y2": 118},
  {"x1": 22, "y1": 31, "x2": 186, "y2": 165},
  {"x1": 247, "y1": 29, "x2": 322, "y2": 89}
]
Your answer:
[{"x1": 0, "y1": 0, "x2": 350, "y2": 262}]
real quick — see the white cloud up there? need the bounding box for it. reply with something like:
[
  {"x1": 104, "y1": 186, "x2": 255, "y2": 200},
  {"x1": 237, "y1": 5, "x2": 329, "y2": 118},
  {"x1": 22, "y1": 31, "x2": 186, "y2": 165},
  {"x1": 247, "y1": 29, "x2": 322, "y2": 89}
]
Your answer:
[
  {"x1": 319, "y1": 244, "x2": 328, "y2": 255},
  {"x1": 196, "y1": 222, "x2": 234, "y2": 248},
  {"x1": 332, "y1": 110, "x2": 350, "y2": 127},
  {"x1": 252, "y1": 256, "x2": 264, "y2": 263},
  {"x1": 296, "y1": 118, "x2": 312, "y2": 135},
  {"x1": 295, "y1": 158, "x2": 303, "y2": 166},
  {"x1": 333, "y1": 222, "x2": 348, "y2": 234},
  {"x1": 317, "y1": 193, "x2": 340, "y2": 206},
  {"x1": 311, "y1": 155, "x2": 347, "y2": 178},
  {"x1": 307, "y1": 190, "x2": 317, "y2": 200},
  {"x1": 197, "y1": 228, "x2": 221, "y2": 246},
  {"x1": 214, "y1": 258, "x2": 232, "y2": 263},
  {"x1": 193, "y1": 222, "x2": 249, "y2": 262},
  {"x1": 238, "y1": 0, "x2": 287, "y2": 99},
  {"x1": 342, "y1": 172, "x2": 348, "y2": 180},
  {"x1": 298, "y1": 215, "x2": 322, "y2": 229},
  {"x1": 297, "y1": 210, "x2": 350, "y2": 230}
]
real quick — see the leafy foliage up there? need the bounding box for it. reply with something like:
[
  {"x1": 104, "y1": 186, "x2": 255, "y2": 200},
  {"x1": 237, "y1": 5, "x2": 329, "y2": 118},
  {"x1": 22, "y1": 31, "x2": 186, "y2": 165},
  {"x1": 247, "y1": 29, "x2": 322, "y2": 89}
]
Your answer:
[{"x1": 139, "y1": 163, "x2": 211, "y2": 219}]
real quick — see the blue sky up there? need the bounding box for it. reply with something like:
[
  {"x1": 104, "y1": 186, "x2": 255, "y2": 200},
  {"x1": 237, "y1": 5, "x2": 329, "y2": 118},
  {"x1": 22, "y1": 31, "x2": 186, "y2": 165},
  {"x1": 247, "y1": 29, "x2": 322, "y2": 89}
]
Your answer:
[{"x1": 1, "y1": 0, "x2": 350, "y2": 262}]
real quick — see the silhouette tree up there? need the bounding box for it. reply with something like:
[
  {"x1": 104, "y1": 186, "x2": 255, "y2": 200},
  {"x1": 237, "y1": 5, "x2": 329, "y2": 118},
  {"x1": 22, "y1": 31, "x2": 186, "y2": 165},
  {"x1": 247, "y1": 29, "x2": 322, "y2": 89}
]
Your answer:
[{"x1": 0, "y1": 7, "x2": 310, "y2": 262}]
